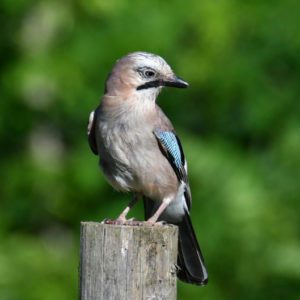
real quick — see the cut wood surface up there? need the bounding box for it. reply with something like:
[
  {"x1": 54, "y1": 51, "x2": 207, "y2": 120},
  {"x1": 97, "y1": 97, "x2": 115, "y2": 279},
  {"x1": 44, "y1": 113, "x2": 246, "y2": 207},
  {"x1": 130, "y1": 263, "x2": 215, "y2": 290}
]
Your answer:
[{"x1": 79, "y1": 222, "x2": 178, "y2": 300}]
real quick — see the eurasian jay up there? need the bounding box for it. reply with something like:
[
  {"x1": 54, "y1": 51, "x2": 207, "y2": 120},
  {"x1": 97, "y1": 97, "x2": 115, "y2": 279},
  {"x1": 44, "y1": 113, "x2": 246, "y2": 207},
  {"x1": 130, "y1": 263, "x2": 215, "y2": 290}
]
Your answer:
[{"x1": 88, "y1": 52, "x2": 208, "y2": 285}]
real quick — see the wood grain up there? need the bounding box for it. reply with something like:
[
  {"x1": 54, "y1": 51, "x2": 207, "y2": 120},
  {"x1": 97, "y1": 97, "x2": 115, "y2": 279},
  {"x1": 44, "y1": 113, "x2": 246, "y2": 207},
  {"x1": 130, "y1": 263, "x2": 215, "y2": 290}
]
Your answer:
[{"x1": 79, "y1": 222, "x2": 178, "y2": 300}]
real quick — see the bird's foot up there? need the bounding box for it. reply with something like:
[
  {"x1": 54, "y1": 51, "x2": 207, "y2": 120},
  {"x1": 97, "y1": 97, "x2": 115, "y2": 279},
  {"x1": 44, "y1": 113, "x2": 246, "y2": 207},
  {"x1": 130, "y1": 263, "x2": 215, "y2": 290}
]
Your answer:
[
  {"x1": 123, "y1": 220, "x2": 167, "y2": 226},
  {"x1": 102, "y1": 217, "x2": 140, "y2": 226},
  {"x1": 102, "y1": 218, "x2": 126, "y2": 225},
  {"x1": 101, "y1": 218, "x2": 167, "y2": 227},
  {"x1": 142, "y1": 220, "x2": 167, "y2": 227},
  {"x1": 123, "y1": 218, "x2": 141, "y2": 226}
]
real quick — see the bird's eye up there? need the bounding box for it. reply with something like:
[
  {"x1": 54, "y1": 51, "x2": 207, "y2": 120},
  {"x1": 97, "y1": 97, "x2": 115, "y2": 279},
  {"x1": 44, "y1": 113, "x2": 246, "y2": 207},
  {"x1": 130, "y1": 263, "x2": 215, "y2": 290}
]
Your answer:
[{"x1": 144, "y1": 70, "x2": 155, "y2": 78}]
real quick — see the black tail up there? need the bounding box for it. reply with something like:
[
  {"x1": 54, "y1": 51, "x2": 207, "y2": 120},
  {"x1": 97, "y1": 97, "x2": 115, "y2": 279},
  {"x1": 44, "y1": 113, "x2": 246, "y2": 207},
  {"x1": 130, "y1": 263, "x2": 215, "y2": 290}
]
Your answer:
[
  {"x1": 143, "y1": 197, "x2": 208, "y2": 286},
  {"x1": 176, "y1": 212, "x2": 208, "y2": 285}
]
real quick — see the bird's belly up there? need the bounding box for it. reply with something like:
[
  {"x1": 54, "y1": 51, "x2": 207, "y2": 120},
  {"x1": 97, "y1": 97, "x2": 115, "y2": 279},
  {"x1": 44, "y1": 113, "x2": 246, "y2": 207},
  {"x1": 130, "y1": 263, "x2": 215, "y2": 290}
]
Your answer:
[
  {"x1": 99, "y1": 148, "x2": 137, "y2": 192},
  {"x1": 98, "y1": 126, "x2": 178, "y2": 200}
]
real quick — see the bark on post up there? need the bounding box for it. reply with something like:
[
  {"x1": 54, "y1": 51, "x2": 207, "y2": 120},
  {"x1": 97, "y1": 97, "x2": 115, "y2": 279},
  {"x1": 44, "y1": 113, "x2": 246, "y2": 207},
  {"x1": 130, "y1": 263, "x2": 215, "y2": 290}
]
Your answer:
[{"x1": 79, "y1": 222, "x2": 178, "y2": 300}]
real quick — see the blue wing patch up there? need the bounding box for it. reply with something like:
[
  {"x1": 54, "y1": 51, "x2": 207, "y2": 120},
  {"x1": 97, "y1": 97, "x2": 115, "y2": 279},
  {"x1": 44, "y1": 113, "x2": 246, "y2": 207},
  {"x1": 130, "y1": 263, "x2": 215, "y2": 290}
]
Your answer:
[{"x1": 155, "y1": 131, "x2": 183, "y2": 168}]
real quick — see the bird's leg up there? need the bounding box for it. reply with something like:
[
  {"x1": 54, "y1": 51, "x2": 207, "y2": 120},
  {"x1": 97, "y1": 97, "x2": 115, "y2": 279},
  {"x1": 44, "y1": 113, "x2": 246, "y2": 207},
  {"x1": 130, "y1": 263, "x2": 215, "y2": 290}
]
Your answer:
[
  {"x1": 144, "y1": 198, "x2": 170, "y2": 226},
  {"x1": 116, "y1": 194, "x2": 139, "y2": 222},
  {"x1": 103, "y1": 193, "x2": 140, "y2": 225},
  {"x1": 103, "y1": 196, "x2": 170, "y2": 227}
]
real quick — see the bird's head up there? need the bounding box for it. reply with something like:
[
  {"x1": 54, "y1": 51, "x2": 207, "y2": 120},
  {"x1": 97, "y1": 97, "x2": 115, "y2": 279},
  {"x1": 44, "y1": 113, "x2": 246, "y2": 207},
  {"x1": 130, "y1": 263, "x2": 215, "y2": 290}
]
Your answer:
[{"x1": 104, "y1": 52, "x2": 189, "y2": 98}]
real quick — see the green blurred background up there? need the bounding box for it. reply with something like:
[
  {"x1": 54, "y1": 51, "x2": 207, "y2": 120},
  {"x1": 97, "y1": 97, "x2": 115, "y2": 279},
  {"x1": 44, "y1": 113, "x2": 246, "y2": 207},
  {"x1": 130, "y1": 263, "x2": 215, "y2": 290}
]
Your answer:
[{"x1": 1, "y1": 0, "x2": 300, "y2": 299}]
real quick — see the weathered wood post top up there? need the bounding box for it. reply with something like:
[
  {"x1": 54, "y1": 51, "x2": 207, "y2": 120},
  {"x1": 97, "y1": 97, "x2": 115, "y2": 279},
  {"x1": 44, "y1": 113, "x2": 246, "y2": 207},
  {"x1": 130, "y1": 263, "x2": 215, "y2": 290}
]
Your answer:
[{"x1": 79, "y1": 222, "x2": 178, "y2": 300}]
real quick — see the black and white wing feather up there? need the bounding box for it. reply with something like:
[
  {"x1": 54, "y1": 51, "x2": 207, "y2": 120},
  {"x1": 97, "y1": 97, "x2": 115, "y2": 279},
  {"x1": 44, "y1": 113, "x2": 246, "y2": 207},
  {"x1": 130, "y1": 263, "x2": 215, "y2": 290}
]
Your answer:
[
  {"x1": 87, "y1": 108, "x2": 98, "y2": 155},
  {"x1": 154, "y1": 130, "x2": 191, "y2": 210},
  {"x1": 151, "y1": 130, "x2": 208, "y2": 286}
]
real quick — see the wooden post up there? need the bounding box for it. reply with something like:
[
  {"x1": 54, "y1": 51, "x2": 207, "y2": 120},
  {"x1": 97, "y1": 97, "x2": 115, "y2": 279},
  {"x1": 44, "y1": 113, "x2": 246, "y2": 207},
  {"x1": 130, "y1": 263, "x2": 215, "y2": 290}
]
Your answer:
[{"x1": 79, "y1": 222, "x2": 178, "y2": 300}]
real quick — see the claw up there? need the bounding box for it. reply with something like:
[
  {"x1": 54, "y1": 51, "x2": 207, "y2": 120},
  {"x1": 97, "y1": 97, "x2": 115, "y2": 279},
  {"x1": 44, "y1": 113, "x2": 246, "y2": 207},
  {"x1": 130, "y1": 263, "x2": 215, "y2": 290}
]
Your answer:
[
  {"x1": 102, "y1": 218, "x2": 125, "y2": 225},
  {"x1": 153, "y1": 220, "x2": 167, "y2": 226},
  {"x1": 101, "y1": 218, "x2": 168, "y2": 227},
  {"x1": 101, "y1": 218, "x2": 111, "y2": 224},
  {"x1": 127, "y1": 217, "x2": 138, "y2": 222},
  {"x1": 124, "y1": 219, "x2": 143, "y2": 226},
  {"x1": 142, "y1": 220, "x2": 167, "y2": 227}
]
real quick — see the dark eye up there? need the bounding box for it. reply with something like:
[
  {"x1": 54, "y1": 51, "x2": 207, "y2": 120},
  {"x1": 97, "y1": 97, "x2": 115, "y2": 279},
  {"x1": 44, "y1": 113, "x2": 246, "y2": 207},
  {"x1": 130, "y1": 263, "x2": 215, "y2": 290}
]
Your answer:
[{"x1": 144, "y1": 70, "x2": 155, "y2": 78}]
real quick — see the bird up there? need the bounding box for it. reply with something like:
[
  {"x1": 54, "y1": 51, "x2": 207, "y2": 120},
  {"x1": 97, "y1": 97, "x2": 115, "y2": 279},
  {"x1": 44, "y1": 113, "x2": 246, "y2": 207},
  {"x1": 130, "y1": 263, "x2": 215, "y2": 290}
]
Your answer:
[{"x1": 87, "y1": 51, "x2": 208, "y2": 286}]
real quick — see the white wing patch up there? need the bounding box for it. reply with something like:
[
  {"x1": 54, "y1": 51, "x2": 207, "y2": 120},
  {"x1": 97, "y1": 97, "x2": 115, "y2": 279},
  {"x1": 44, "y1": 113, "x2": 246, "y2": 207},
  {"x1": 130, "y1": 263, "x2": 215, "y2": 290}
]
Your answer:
[
  {"x1": 184, "y1": 161, "x2": 188, "y2": 174},
  {"x1": 87, "y1": 109, "x2": 98, "y2": 155},
  {"x1": 87, "y1": 110, "x2": 95, "y2": 136}
]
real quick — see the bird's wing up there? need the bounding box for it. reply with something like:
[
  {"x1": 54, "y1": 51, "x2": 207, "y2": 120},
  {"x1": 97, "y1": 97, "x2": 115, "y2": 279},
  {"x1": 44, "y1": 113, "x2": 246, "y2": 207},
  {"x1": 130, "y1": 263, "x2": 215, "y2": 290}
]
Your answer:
[
  {"x1": 87, "y1": 108, "x2": 98, "y2": 155},
  {"x1": 153, "y1": 130, "x2": 208, "y2": 285},
  {"x1": 153, "y1": 130, "x2": 191, "y2": 210}
]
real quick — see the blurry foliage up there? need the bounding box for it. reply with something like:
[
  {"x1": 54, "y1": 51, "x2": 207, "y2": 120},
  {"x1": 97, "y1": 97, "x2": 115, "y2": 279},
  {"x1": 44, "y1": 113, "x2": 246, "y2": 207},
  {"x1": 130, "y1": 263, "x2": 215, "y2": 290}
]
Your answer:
[{"x1": 0, "y1": 0, "x2": 300, "y2": 299}]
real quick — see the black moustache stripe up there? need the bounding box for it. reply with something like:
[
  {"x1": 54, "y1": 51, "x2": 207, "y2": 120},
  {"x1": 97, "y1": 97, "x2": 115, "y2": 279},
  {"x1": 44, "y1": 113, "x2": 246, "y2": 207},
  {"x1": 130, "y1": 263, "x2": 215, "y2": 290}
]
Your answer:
[{"x1": 136, "y1": 80, "x2": 162, "y2": 90}]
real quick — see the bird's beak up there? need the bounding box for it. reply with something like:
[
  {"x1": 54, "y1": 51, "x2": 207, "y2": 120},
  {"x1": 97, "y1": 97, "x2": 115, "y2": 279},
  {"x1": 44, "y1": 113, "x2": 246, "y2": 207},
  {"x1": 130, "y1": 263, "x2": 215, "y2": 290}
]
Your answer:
[{"x1": 163, "y1": 76, "x2": 189, "y2": 88}]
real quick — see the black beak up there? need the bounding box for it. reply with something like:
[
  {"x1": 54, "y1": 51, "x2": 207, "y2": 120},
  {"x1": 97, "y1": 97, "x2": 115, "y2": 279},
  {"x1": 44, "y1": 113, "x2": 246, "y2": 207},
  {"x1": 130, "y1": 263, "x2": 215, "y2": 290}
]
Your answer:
[
  {"x1": 163, "y1": 76, "x2": 189, "y2": 88},
  {"x1": 136, "y1": 76, "x2": 189, "y2": 91}
]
